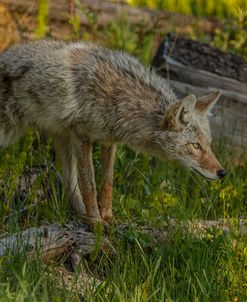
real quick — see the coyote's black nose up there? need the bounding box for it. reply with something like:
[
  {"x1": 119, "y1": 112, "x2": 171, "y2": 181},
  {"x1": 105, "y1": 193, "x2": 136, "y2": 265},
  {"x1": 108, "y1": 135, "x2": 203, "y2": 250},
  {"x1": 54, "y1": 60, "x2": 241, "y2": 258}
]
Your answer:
[{"x1": 217, "y1": 169, "x2": 226, "y2": 178}]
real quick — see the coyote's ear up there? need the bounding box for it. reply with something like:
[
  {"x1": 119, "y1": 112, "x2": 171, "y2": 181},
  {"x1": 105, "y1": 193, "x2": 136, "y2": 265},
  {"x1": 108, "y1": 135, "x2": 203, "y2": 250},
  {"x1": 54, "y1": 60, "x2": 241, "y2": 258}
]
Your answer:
[
  {"x1": 163, "y1": 95, "x2": 196, "y2": 130},
  {"x1": 195, "y1": 90, "x2": 222, "y2": 116}
]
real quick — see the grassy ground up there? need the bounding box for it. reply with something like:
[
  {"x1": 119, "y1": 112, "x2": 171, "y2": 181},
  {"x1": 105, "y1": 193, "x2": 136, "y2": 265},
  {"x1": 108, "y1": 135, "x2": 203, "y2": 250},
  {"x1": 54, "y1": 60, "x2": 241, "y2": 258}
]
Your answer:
[
  {"x1": 0, "y1": 125, "x2": 246, "y2": 302},
  {"x1": 0, "y1": 3, "x2": 247, "y2": 301}
]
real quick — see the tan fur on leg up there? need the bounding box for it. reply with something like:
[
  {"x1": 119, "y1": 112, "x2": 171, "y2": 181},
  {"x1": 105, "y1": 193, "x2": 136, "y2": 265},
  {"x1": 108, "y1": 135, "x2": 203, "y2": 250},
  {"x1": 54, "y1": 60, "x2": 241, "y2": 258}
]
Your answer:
[
  {"x1": 76, "y1": 140, "x2": 103, "y2": 227},
  {"x1": 99, "y1": 144, "x2": 116, "y2": 223}
]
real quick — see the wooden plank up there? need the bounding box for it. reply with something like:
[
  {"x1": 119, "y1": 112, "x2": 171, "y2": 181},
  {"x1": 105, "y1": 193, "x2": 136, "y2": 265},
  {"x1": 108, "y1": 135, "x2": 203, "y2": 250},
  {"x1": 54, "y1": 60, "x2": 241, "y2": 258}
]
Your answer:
[
  {"x1": 169, "y1": 79, "x2": 247, "y2": 108},
  {"x1": 159, "y1": 57, "x2": 247, "y2": 95}
]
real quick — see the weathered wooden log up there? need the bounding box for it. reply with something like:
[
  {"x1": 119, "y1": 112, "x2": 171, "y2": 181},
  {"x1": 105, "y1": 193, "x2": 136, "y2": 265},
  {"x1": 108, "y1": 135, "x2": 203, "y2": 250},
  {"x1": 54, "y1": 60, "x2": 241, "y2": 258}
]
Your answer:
[
  {"x1": 156, "y1": 58, "x2": 247, "y2": 95},
  {"x1": 152, "y1": 34, "x2": 247, "y2": 150},
  {"x1": 0, "y1": 220, "x2": 246, "y2": 259},
  {"x1": 0, "y1": 223, "x2": 111, "y2": 260}
]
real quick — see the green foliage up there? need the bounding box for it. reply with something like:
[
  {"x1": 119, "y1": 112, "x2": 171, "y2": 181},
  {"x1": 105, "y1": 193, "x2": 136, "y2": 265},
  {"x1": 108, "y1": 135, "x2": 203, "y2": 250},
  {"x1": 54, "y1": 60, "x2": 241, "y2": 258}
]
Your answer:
[
  {"x1": 213, "y1": 7, "x2": 247, "y2": 58},
  {"x1": 105, "y1": 16, "x2": 156, "y2": 64},
  {"x1": 127, "y1": 0, "x2": 247, "y2": 18},
  {"x1": 69, "y1": 8, "x2": 156, "y2": 64},
  {"x1": 68, "y1": 0, "x2": 99, "y2": 40},
  {"x1": 36, "y1": 0, "x2": 49, "y2": 38}
]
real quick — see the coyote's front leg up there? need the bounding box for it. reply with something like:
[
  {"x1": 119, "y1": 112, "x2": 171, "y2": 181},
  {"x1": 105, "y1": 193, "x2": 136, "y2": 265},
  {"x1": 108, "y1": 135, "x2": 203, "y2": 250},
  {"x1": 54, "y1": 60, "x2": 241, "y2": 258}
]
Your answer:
[
  {"x1": 98, "y1": 144, "x2": 117, "y2": 223},
  {"x1": 76, "y1": 140, "x2": 103, "y2": 227}
]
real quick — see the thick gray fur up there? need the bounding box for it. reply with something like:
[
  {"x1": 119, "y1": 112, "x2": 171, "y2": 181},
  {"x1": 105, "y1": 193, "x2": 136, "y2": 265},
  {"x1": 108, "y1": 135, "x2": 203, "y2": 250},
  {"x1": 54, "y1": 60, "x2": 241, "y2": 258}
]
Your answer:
[{"x1": 0, "y1": 40, "x2": 223, "y2": 225}]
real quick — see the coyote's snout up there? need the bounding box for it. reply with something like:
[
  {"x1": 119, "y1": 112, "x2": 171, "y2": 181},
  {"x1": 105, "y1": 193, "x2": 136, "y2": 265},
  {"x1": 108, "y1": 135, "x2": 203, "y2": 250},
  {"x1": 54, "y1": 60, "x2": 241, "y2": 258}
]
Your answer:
[{"x1": 0, "y1": 40, "x2": 226, "y2": 227}]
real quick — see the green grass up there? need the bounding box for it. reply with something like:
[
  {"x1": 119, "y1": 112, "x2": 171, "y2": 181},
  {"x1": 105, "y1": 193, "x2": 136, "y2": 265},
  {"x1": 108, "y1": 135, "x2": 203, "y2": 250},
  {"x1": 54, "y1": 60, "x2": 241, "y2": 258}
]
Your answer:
[
  {"x1": 0, "y1": 129, "x2": 246, "y2": 301},
  {"x1": 36, "y1": 0, "x2": 49, "y2": 38}
]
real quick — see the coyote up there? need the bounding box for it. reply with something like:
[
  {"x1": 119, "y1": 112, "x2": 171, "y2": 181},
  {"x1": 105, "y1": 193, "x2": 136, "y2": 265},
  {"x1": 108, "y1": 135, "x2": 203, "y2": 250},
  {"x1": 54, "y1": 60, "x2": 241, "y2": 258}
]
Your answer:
[{"x1": 0, "y1": 40, "x2": 225, "y2": 226}]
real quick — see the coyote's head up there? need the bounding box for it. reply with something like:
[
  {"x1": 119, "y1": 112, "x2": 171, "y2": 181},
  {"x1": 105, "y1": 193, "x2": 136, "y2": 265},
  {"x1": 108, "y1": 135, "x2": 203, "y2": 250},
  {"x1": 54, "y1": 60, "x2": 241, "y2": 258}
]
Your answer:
[{"x1": 158, "y1": 91, "x2": 226, "y2": 180}]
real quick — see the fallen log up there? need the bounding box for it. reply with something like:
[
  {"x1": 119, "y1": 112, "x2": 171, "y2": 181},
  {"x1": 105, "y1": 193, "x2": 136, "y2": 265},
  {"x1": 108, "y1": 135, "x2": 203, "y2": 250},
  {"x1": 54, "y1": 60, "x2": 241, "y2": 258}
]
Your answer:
[
  {"x1": 0, "y1": 223, "x2": 110, "y2": 261},
  {"x1": 0, "y1": 220, "x2": 246, "y2": 260}
]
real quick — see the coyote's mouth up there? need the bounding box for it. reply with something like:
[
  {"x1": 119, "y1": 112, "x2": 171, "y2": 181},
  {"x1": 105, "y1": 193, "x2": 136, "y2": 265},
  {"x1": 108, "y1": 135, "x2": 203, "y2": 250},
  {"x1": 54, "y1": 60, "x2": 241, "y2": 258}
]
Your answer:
[{"x1": 191, "y1": 167, "x2": 218, "y2": 181}]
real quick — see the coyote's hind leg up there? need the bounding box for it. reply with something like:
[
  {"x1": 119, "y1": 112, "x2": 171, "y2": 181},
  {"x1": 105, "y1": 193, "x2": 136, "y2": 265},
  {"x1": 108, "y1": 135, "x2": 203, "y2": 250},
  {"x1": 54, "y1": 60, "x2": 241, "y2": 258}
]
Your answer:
[
  {"x1": 98, "y1": 144, "x2": 116, "y2": 223},
  {"x1": 53, "y1": 135, "x2": 86, "y2": 217}
]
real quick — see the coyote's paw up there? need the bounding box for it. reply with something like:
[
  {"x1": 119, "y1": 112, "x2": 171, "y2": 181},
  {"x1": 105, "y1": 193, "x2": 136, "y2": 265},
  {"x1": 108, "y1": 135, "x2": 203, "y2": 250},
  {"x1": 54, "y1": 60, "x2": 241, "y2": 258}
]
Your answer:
[
  {"x1": 99, "y1": 207, "x2": 115, "y2": 225},
  {"x1": 102, "y1": 215, "x2": 116, "y2": 226},
  {"x1": 88, "y1": 216, "x2": 109, "y2": 233}
]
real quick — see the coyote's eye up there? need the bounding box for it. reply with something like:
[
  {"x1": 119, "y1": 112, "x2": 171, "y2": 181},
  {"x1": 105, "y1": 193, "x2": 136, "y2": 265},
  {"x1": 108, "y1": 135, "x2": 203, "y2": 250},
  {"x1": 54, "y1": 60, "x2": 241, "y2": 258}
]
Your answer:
[{"x1": 193, "y1": 143, "x2": 201, "y2": 149}]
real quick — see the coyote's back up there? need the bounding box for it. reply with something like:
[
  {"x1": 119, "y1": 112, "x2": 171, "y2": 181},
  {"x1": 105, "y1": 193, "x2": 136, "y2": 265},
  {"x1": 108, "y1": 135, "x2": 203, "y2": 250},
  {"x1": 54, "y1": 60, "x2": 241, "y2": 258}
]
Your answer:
[{"x1": 0, "y1": 40, "x2": 175, "y2": 144}]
